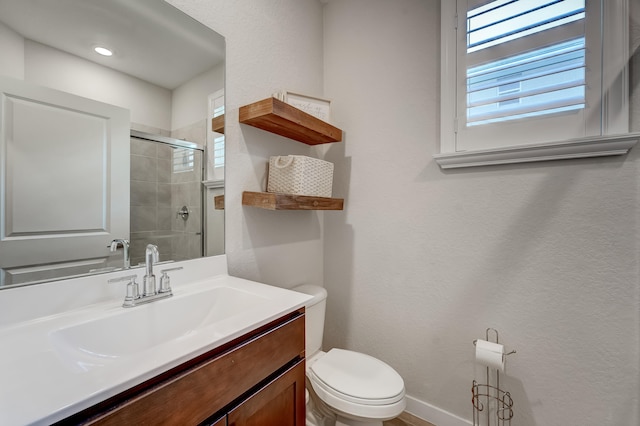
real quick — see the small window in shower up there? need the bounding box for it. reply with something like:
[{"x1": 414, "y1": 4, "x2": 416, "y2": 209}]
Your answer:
[{"x1": 172, "y1": 147, "x2": 195, "y2": 173}]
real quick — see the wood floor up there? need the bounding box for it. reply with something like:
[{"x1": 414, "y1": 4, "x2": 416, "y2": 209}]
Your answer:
[{"x1": 384, "y1": 412, "x2": 436, "y2": 426}]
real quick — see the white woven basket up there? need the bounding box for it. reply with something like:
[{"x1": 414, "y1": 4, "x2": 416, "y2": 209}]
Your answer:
[{"x1": 267, "y1": 155, "x2": 334, "y2": 197}]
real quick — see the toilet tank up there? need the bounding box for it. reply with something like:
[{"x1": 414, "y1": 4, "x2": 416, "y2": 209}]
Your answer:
[{"x1": 292, "y1": 284, "x2": 327, "y2": 356}]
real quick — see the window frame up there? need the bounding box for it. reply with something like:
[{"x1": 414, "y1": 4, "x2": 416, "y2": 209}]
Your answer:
[
  {"x1": 436, "y1": 0, "x2": 637, "y2": 169},
  {"x1": 207, "y1": 89, "x2": 225, "y2": 181}
]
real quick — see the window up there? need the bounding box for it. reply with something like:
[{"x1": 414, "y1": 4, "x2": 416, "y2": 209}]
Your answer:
[
  {"x1": 207, "y1": 90, "x2": 225, "y2": 181},
  {"x1": 496, "y1": 74, "x2": 522, "y2": 109},
  {"x1": 213, "y1": 134, "x2": 225, "y2": 168},
  {"x1": 212, "y1": 103, "x2": 225, "y2": 169},
  {"x1": 467, "y1": 38, "x2": 585, "y2": 126},
  {"x1": 437, "y1": 0, "x2": 634, "y2": 168},
  {"x1": 172, "y1": 147, "x2": 195, "y2": 173},
  {"x1": 466, "y1": 0, "x2": 587, "y2": 128}
]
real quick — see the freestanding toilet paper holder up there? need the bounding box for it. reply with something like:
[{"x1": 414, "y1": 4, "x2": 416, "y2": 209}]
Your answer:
[{"x1": 472, "y1": 328, "x2": 516, "y2": 426}]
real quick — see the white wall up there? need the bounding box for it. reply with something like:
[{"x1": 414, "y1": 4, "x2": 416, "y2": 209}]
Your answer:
[
  {"x1": 171, "y1": 63, "x2": 224, "y2": 131},
  {"x1": 167, "y1": 0, "x2": 326, "y2": 289},
  {"x1": 0, "y1": 29, "x2": 222, "y2": 133},
  {"x1": 323, "y1": 1, "x2": 639, "y2": 426},
  {"x1": 24, "y1": 41, "x2": 172, "y2": 131},
  {"x1": 167, "y1": 1, "x2": 640, "y2": 425}
]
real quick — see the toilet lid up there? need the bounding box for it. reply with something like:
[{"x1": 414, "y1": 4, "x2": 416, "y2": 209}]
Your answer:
[{"x1": 310, "y1": 349, "x2": 405, "y2": 404}]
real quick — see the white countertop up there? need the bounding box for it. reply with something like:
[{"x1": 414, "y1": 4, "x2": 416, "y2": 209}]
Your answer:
[{"x1": 0, "y1": 256, "x2": 310, "y2": 426}]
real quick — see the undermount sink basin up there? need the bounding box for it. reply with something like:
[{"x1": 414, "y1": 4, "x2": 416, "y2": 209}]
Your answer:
[{"x1": 49, "y1": 286, "x2": 267, "y2": 366}]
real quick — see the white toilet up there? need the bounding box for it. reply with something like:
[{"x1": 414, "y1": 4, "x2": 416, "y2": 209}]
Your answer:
[{"x1": 294, "y1": 284, "x2": 406, "y2": 426}]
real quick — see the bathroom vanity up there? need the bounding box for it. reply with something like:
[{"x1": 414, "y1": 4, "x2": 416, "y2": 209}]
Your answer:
[
  {"x1": 0, "y1": 255, "x2": 310, "y2": 426},
  {"x1": 58, "y1": 309, "x2": 306, "y2": 425}
]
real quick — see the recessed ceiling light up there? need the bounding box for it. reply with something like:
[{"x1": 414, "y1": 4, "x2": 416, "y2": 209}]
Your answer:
[{"x1": 94, "y1": 46, "x2": 113, "y2": 57}]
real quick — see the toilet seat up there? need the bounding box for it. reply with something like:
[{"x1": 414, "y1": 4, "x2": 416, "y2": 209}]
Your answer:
[
  {"x1": 308, "y1": 349, "x2": 406, "y2": 419},
  {"x1": 310, "y1": 349, "x2": 405, "y2": 404}
]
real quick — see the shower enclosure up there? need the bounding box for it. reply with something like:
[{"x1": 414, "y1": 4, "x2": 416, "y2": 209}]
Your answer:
[{"x1": 130, "y1": 131, "x2": 204, "y2": 266}]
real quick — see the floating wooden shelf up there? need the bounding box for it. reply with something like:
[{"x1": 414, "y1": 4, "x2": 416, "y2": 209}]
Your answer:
[
  {"x1": 214, "y1": 195, "x2": 224, "y2": 210},
  {"x1": 242, "y1": 191, "x2": 344, "y2": 211},
  {"x1": 239, "y1": 98, "x2": 342, "y2": 145},
  {"x1": 211, "y1": 114, "x2": 224, "y2": 134}
]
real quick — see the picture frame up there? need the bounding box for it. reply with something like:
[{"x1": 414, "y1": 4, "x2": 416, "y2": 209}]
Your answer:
[{"x1": 282, "y1": 91, "x2": 331, "y2": 123}]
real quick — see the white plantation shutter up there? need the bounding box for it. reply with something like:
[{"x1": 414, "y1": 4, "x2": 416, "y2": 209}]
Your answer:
[
  {"x1": 207, "y1": 90, "x2": 225, "y2": 181},
  {"x1": 465, "y1": 0, "x2": 586, "y2": 127},
  {"x1": 213, "y1": 103, "x2": 225, "y2": 169},
  {"x1": 467, "y1": 38, "x2": 586, "y2": 126},
  {"x1": 466, "y1": 0, "x2": 586, "y2": 53},
  {"x1": 213, "y1": 135, "x2": 224, "y2": 168}
]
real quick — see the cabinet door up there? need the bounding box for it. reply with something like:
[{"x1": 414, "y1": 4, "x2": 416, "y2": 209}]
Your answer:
[
  {"x1": 207, "y1": 416, "x2": 226, "y2": 426},
  {"x1": 227, "y1": 360, "x2": 305, "y2": 426}
]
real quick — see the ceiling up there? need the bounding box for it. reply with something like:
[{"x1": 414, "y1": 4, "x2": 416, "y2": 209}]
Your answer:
[{"x1": 0, "y1": 0, "x2": 225, "y2": 90}]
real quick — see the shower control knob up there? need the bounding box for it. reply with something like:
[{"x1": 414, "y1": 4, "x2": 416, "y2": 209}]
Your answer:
[{"x1": 177, "y1": 206, "x2": 189, "y2": 220}]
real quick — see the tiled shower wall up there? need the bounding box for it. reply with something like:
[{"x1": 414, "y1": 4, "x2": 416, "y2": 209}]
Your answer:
[
  {"x1": 129, "y1": 122, "x2": 204, "y2": 266},
  {"x1": 170, "y1": 121, "x2": 206, "y2": 261}
]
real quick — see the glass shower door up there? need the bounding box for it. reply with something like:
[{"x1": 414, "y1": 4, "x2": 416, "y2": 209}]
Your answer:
[{"x1": 130, "y1": 133, "x2": 204, "y2": 266}]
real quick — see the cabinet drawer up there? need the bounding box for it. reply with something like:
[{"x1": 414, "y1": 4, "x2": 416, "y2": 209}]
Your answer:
[{"x1": 89, "y1": 313, "x2": 305, "y2": 426}]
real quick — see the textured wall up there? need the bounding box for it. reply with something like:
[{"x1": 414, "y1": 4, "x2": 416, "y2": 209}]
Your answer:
[
  {"x1": 168, "y1": 0, "x2": 640, "y2": 425},
  {"x1": 323, "y1": 1, "x2": 640, "y2": 425},
  {"x1": 166, "y1": 0, "x2": 326, "y2": 289},
  {"x1": 171, "y1": 64, "x2": 224, "y2": 131}
]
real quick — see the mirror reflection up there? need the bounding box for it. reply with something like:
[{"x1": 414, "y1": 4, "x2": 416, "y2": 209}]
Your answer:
[{"x1": 0, "y1": 0, "x2": 225, "y2": 288}]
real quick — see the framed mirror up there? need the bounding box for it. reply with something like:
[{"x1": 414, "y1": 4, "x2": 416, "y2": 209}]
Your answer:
[{"x1": 0, "y1": 0, "x2": 225, "y2": 288}]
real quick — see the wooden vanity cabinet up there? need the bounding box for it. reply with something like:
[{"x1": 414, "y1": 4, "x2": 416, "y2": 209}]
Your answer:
[{"x1": 57, "y1": 309, "x2": 305, "y2": 426}]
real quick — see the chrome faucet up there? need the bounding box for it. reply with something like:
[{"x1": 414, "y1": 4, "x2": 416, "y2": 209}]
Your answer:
[
  {"x1": 143, "y1": 244, "x2": 159, "y2": 297},
  {"x1": 109, "y1": 239, "x2": 130, "y2": 269},
  {"x1": 108, "y1": 245, "x2": 181, "y2": 308}
]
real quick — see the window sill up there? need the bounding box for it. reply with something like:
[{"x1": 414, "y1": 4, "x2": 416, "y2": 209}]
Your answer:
[
  {"x1": 433, "y1": 133, "x2": 640, "y2": 169},
  {"x1": 203, "y1": 179, "x2": 224, "y2": 189}
]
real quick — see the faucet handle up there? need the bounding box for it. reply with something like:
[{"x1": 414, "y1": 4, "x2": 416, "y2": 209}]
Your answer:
[
  {"x1": 159, "y1": 267, "x2": 183, "y2": 294},
  {"x1": 108, "y1": 275, "x2": 140, "y2": 307},
  {"x1": 108, "y1": 274, "x2": 137, "y2": 284}
]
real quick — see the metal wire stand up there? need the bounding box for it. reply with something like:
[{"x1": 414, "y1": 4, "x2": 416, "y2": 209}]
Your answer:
[{"x1": 471, "y1": 329, "x2": 515, "y2": 426}]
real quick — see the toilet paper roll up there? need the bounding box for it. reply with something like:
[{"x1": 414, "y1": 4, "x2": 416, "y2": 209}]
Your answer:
[{"x1": 475, "y1": 339, "x2": 505, "y2": 372}]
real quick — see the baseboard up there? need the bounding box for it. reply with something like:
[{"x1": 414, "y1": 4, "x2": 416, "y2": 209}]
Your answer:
[{"x1": 405, "y1": 395, "x2": 472, "y2": 426}]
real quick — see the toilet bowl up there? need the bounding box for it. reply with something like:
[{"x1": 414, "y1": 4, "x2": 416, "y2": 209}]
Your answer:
[{"x1": 294, "y1": 285, "x2": 406, "y2": 426}]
